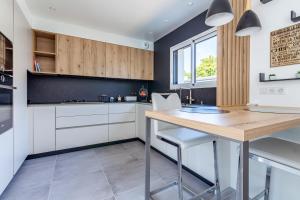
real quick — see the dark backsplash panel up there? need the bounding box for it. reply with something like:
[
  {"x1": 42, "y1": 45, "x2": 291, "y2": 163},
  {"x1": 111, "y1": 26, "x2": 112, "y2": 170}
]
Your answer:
[
  {"x1": 27, "y1": 72, "x2": 150, "y2": 104},
  {"x1": 151, "y1": 10, "x2": 217, "y2": 105}
]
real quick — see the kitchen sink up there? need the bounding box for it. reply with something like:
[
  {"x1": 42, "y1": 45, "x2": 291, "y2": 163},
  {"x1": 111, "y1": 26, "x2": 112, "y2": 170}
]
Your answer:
[{"x1": 180, "y1": 106, "x2": 230, "y2": 114}]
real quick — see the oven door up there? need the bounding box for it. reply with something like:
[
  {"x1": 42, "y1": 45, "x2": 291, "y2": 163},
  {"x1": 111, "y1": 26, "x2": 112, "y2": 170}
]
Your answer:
[{"x1": 0, "y1": 82, "x2": 13, "y2": 135}]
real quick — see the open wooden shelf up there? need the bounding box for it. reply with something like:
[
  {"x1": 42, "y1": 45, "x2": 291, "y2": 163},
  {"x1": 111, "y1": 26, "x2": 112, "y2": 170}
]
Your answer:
[
  {"x1": 260, "y1": 77, "x2": 300, "y2": 82},
  {"x1": 33, "y1": 30, "x2": 56, "y2": 73}
]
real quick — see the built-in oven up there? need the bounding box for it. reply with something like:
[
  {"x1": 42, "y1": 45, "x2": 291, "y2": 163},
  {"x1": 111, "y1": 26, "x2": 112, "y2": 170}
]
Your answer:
[{"x1": 0, "y1": 32, "x2": 13, "y2": 135}]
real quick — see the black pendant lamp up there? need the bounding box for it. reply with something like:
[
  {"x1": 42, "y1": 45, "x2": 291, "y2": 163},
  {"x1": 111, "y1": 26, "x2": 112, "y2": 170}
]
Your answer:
[
  {"x1": 235, "y1": 0, "x2": 262, "y2": 36},
  {"x1": 205, "y1": 0, "x2": 234, "y2": 27}
]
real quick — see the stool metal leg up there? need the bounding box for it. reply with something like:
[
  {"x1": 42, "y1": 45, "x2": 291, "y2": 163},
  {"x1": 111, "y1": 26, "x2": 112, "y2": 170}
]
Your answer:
[
  {"x1": 177, "y1": 146, "x2": 184, "y2": 200},
  {"x1": 264, "y1": 166, "x2": 272, "y2": 200},
  {"x1": 213, "y1": 141, "x2": 221, "y2": 200}
]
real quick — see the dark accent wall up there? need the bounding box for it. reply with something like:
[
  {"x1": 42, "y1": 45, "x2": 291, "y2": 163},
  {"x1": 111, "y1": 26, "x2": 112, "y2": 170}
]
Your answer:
[
  {"x1": 152, "y1": 11, "x2": 217, "y2": 105},
  {"x1": 27, "y1": 72, "x2": 149, "y2": 104}
]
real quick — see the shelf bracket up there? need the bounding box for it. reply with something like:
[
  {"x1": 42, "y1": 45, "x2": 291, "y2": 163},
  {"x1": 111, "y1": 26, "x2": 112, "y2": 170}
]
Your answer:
[{"x1": 291, "y1": 11, "x2": 300, "y2": 23}]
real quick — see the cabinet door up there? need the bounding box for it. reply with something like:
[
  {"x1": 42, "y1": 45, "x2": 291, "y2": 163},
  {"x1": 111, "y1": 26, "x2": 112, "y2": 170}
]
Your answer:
[
  {"x1": 56, "y1": 34, "x2": 84, "y2": 75},
  {"x1": 130, "y1": 48, "x2": 153, "y2": 80},
  {"x1": 33, "y1": 106, "x2": 55, "y2": 154},
  {"x1": 144, "y1": 50, "x2": 154, "y2": 80},
  {"x1": 109, "y1": 122, "x2": 135, "y2": 142},
  {"x1": 0, "y1": 129, "x2": 13, "y2": 195},
  {"x1": 56, "y1": 125, "x2": 108, "y2": 150},
  {"x1": 106, "y1": 43, "x2": 130, "y2": 79},
  {"x1": 83, "y1": 39, "x2": 106, "y2": 77},
  {"x1": 0, "y1": 35, "x2": 4, "y2": 66}
]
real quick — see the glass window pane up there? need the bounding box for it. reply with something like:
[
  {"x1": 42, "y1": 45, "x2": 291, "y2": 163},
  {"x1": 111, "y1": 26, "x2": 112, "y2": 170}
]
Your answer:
[
  {"x1": 173, "y1": 46, "x2": 192, "y2": 84},
  {"x1": 195, "y1": 36, "x2": 217, "y2": 81}
]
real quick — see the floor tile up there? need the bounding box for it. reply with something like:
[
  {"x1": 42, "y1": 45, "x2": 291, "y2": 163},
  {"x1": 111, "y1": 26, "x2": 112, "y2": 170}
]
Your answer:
[
  {"x1": 0, "y1": 184, "x2": 50, "y2": 200},
  {"x1": 1, "y1": 141, "x2": 214, "y2": 200},
  {"x1": 115, "y1": 179, "x2": 166, "y2": 200},
  {"x1": 49, "y1": 171, "x2": 113, "y2": 200},
  {"x1": 104, "y1": 158, "x2": 160, "y2": 194},
  {"x1": 53, "y1": 149, "x2": 100, "y2": 181},
  {"x1": 94, "y1": 144, "x2": 126, "y2": 160}
]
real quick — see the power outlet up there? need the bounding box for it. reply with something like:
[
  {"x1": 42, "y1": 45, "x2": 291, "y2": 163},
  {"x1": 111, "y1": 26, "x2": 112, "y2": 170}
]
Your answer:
[{"x1": 259, "y1": 87, "x2": 286, "y2": 95}]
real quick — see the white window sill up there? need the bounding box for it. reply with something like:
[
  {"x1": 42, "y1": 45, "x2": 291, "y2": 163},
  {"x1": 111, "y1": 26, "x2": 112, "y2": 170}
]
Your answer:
[{"x1": 170, "y1": 79, "x2": 216, "y2": 90}]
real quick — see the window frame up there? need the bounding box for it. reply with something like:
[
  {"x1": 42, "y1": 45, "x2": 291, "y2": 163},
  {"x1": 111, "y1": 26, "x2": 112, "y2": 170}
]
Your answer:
[{"x1": 170, "y1": 27, "x2": 217, "y2": 90}]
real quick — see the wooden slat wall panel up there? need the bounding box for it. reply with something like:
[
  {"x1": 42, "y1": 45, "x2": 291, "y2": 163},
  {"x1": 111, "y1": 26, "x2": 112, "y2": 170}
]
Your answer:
[{"x1": 217, "y1": 0, "x2": 250, "y2": 107}]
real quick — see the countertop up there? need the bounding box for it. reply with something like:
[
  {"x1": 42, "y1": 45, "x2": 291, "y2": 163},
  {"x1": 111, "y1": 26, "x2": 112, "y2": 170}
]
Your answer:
[
  {"x1": 27, "y1": 101, "x2": 152, "y2": 107},
  {"x1": 145, "y1": 106, "x2": 300, "y2": 142}
]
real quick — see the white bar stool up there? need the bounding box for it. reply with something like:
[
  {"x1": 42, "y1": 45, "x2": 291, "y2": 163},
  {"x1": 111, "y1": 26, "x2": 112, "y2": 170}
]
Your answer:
[
  {"x1": 249, "y1": 137, "x2": 300, "y2": 200},
  {"x1": 151, "y1": 93, "x2": 221, "y2": 200}
]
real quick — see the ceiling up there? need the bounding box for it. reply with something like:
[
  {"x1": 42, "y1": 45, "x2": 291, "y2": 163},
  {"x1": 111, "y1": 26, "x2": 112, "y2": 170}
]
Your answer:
[{"x1": 25, "y1": 0, "x2": 211, "y2": 41}]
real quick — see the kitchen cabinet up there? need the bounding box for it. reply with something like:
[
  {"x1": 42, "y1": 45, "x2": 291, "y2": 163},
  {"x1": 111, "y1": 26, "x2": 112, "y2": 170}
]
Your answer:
[
  {"x1": 105, "y1": 43, "x2": 130, "y2": 79},
  {"x1": 56, "y1": 34, "x2": 84, "y2": 75},
  {"x1": 0, "y1": 129, "x2": 13, "y2": 195},
  {"x1": 130, "y1": 48, "x2": 154, "y2": 80},
  {"x1": 32, "y1": 30, "x2": 154, "y2": 80},
  {"x1": 28, "y1": 103, "x2": 138, "y2": 153},
  {"x1": 109, "y1": 122, "x2": 135, "y2": 142},
  {"x1": 56, "y1": 125, "x2": 108, "y2": 150},
  {"x1": 0, "y1": 36, "x2": 4, "y2": 66},
  {"x1": 83, "y1": 39, "x2": 106, "y2": 77},
  {"x1": 33, "y1": 106, "x2": 56, "y2": 154}
]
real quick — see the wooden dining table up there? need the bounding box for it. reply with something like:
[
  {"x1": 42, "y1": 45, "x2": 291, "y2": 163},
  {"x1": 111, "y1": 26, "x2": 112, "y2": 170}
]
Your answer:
[{"x1": 144, "y1": 106, "x2": 300, "y2": 200}]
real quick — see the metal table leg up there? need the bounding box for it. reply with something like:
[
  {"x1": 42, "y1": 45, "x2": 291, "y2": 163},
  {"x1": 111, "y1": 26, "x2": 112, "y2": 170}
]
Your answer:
[
  {"x1": 237, "y1": 141, "x2": 249, "y2": 200},
  {"x1": 145, "y1": 117, "x2": 151, "y2": 200}
]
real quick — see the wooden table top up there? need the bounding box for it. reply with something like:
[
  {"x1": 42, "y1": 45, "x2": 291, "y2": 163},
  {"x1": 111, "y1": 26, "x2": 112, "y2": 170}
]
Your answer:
[{"x1": 145, "y1": 106, "x2": 300, "y2": 142}]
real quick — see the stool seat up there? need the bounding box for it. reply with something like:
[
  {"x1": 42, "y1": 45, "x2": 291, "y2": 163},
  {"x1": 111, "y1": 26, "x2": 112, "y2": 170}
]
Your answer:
[
  {"x1": 157, "y1": 128, "x2": 216, "y2": 149},
  {"x1": 250, "y1": 137, "x2": 300, "y2": 170}
]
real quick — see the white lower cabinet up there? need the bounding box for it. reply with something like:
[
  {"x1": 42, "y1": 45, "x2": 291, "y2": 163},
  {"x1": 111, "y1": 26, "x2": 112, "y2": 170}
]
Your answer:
[
  {"x1": 0, "y1": 129, "x2": 13, "y2": 195},
  {"x1": 33, "y1": 106, "x2": 56, "y2": 154},
  {"x1": 56, "y1": 125, "x2": 108, "y2": 150},
  {"x1": 109, "y1": 122, "x2": 136, "y2": 142}
]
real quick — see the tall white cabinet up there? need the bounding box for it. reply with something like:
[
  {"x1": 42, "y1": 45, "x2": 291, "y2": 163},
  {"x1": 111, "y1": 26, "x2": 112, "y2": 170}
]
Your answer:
[{"x1": 0, "y1": 129, "x2": 13, "y2": 195}]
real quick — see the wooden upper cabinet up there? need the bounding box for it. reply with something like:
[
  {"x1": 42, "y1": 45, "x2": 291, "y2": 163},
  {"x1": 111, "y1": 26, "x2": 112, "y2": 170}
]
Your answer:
[
  {"x1": 105, "y1": 43, "x2": 130, "y2": 79},
  {"x1": 56, "y1": 34, "x2": 84, "y2": 75},
  {"x1": 0, "y1": 35, "x2": 5, "y2": 67},
  {"x1": 130, "y1": 48, "x2": 154, "y2": 80},
  {"x1": 83, "y1": 39, "x2": 105, "y2": 77}
]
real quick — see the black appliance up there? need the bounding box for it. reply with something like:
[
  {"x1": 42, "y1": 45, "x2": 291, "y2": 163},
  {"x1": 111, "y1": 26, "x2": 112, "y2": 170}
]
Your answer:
[{"x1": 0, "y1": 32, "x2": 14, "y2": 135}]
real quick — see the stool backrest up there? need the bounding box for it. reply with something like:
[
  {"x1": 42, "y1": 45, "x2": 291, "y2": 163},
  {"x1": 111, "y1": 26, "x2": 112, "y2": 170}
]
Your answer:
[{"x1": 151, "y1": 93, "x2": 181, "y2": 133}]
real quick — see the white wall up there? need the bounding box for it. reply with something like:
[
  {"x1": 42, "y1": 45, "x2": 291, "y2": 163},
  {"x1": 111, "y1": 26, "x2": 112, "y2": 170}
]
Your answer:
[
  {"x1": 250, "y1": 0, "x2": 300, "y2": 107},
  {"x1": 247, "y1": 0, "x2": 300, "y2": 199},
  {"x1": 13, "y1": 0, "x2": 32, "y2": 173}
]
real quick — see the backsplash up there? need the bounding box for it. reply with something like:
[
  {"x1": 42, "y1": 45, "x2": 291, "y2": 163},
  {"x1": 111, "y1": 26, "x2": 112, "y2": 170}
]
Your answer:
[{"x1": 27, "y1": 72, "x2": 150, "y2": 104}]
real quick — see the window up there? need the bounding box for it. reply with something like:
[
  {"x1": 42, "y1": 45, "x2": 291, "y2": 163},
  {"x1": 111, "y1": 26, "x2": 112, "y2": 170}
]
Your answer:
[{"x1": 170, "y1": 28, "x2": 217, "y2": 89}]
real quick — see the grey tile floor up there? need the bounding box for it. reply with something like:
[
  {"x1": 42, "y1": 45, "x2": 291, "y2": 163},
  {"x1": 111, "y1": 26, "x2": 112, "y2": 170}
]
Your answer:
[{"x1": 0, "y1": 141, "x2": 212, "y2": 200}]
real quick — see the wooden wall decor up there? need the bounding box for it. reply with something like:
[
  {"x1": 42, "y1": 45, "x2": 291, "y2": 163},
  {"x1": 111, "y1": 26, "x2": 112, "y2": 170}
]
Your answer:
[
  {"x1": 217, "y1": 0, "x2": 250, "y2": 107},
  {"x1": 270, "y1": 23, "x2": 300, "y2": 67}
]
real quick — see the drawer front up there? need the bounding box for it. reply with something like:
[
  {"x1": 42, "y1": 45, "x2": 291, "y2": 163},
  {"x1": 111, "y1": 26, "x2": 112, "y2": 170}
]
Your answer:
[
  {"x1": 56, "y1": 125, "x2": 108, "y2": 150},
  {"x1": 109, "y1": 113, "x2": 135, "y2": 124},
  {"x1": 109, "y1": 103, "x2": 136, "y2": 114},
  {"x1": 56, "y1": 115, "x2": 108, "y2": 129},
  {"x1": 109, "y1": 122, "x2": 136, "y2": 142},
  {"x1": 56, "y1": 104, "x2": 108, "y2": 117}
]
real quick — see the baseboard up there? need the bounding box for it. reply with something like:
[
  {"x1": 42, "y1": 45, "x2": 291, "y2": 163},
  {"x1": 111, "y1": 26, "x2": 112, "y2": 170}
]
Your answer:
[
  {"x1": 26, "y1": 138, "x2": 139, "y2": 160},
  {"x1": 137, "y1": 138, "x2": 214, "y2": 187}
]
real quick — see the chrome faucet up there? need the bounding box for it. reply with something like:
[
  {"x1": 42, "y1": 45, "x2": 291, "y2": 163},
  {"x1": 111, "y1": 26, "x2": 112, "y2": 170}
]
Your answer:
[{"x1": 186, "y1": 89, "x2": 195, "y2": 105}]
